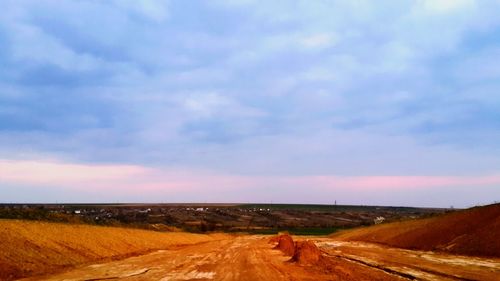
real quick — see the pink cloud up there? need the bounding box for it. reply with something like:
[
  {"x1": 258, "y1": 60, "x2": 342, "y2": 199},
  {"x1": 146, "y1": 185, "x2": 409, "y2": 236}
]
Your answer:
[
  {"x1": 298, "y1": 175, "x2": 500, "y2": 189},
  {"x1": 0, "y1": 159, "x2": 149, "y2": 185},
  {"x1": 0, "y1": 159, "x2": 254, "y2": 192},
  {"x1": 1, "y1": 159, "x2": 499, "y2": 195}
]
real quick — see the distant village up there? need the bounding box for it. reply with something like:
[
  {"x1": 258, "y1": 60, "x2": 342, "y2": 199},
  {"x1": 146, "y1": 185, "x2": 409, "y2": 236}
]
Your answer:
[{"x1": 0, "y1": 204, "x2": 446, "y2": 233}]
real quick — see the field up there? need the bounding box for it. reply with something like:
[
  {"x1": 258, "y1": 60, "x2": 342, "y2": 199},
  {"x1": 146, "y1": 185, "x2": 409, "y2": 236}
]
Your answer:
[{"x1": 1, "y1": 204, "x2": 499, "y2": 280}]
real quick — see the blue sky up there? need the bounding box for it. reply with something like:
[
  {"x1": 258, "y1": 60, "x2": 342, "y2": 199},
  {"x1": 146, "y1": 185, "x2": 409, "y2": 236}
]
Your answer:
[{"x1": 1, "y1": 0, "x2": 500, "y2": 207}]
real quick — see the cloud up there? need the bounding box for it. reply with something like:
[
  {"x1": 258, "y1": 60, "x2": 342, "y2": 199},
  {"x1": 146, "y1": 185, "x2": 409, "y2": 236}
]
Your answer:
[
  {"x1": 418, "y1": 0, "x2": 475, "y2": 13},
  {"x1": 299, "y1": 33, "x2": 337, "y2": 49},
  {"x1": 113, "y1": 0, "x2": 170, "y2": 22},
  {"x1": 0, "y1": 159, "x2": 147, "y2": 185},
  {"x1": 1, "y1": 1, "x2": 500, "y2": 206},
  {"x1": 1, "y1": 158, "x2": 500, "y2": 207}
]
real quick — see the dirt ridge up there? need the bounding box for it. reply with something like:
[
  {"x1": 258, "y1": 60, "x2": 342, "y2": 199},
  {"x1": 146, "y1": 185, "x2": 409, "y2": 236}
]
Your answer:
[
  {"x1": 332, "y1": 203, "x2": 500, "y2": 257},
  {"x1": 0, "y1": 219, "x2": 223, "y2": 280}
]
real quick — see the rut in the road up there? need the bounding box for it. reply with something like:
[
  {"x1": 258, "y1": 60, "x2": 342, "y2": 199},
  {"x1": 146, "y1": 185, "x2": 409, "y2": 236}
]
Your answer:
[
  {"x1": 321, "y1": 250, "x2": 476, "y2": 281},
  {"x1": 84, "y1": 268, "x2": 151, "y2": 280}
]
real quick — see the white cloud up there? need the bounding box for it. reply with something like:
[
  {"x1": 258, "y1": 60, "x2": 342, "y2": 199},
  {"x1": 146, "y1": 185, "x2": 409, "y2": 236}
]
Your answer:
[
  {"x1": 9, "y1": 23, "x2": 103, "y2": 71},
  {"x1": 182, "y1": 92, "x2": 230, "y2": 117},
  {"x1": 300, "y1": 33, "x2": 337, "y2": 49},
  {"x1": 418, "y1": 0, "x2": 476, "y2": 13},
  {"x1": 301, "y1": 67, "x2": 336, "y2": 81},
  {"x1": 113, "y1": 0, "x2": 170, "y2": 22},
  {"x1": 180, "y1": 92, "x2": 266, "y2": 120}
]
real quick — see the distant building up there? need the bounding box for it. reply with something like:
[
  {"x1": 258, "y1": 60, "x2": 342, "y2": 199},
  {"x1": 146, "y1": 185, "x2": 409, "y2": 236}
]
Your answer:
[
  {"x1": 138, "y1": 208, "x2": 151, "y2": 214},
  {"x1": 373, "y1": 216, "x2": 385, "y2": 224},
  {"x1": 74, "y1": 210, "x2": 81, "y2": 214}
]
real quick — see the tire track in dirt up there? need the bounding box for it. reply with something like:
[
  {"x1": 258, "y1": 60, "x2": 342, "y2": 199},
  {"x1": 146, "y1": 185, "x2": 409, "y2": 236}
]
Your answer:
[
  {"x1": 322, "y1": 252, "x2": 459, "y2": 281},
  {"x1": 23, "y1": 237, "x2": 296, "y2": 281},
  {"x1": 315, "y1": 240, "x2": 500, "y2": 281}
]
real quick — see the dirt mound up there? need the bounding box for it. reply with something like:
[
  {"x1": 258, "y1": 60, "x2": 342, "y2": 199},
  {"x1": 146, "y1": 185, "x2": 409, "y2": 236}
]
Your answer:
[
  {"x1": 291, "y1": 240, "x2": 322, "y2": 265},
  {"x1": 268, "y1": 235, "x2": 280, "y2": 244},
  {"x1": 0, "y1": 219, "x2": 223, "y2": 280},
  {"x1": 332, "y1": 203, "x2": 500, "y2": 258},
  {"x1": 272, "y1": 234, "x2": 295, "y2": 256}
]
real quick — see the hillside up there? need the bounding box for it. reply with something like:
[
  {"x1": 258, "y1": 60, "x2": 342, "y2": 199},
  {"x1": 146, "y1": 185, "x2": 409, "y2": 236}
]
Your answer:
[
  {"x1": 332, "y1": 203, "x2": 500, "y2": 258},
  {"x1": 0, "y1": 219, "x2": 225, "y2": 280}
]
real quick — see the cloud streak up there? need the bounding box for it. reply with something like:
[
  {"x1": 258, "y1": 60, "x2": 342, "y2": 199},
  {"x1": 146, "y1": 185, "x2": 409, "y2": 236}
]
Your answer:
[{"x1": 2, "y1": 159, "x2": 499, "y2": 205}]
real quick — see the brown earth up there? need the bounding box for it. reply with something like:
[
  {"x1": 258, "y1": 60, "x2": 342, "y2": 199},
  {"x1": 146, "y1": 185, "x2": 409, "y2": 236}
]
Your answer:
[
  {"x1": 331, "y1": 203, "x2": 500, "y2": 257},
  {"x1": 3, "y1": 209, "x2": 500, "y2": 281},
  {"x1": 21, "y1": 235, "x2": 500, "y2": 281},
  {"x1": 314, "y1": 239, "x2": 500, "y2": 281},
  {"x1": 0, "y1": 219, "x2": 225, "y2": 280},
  {"x1": 23, "y1": 236, "x2": 405, "y2": 281},
  {"x1": 273, "y1": 234, "x2": 295, "y2": 256},
  {"x1": 290, "y1": 240, "x2": 321, "y2": 265}
]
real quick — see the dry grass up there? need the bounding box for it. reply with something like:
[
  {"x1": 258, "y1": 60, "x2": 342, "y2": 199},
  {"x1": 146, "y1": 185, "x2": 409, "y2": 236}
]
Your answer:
[
  {"x1": 331, "y1": 203, "x2": 500, "y2": 258},
  {"x1": 0, "y1": 219, "x2": 226, "y2": 280}
]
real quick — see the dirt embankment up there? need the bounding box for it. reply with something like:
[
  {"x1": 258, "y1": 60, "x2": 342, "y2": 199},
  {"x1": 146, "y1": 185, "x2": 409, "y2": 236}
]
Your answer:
[
  {"x1": 0, "y1": 219, "x2": 225, "y2": 280},
  {"x1": 273, "y1": 234, "x2": 296, "y2": 256},
  {"x1": 332, "y1": 203, "x2": 500, "y2": 257}
]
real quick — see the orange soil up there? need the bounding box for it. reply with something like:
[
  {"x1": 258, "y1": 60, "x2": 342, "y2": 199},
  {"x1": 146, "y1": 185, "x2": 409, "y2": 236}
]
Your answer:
[
  {"x1": 315, "y1": 239, "x2": 500, "y2": 281},
  {"x1": 273, "y1": 234, "x2": 295, "y2": 256},
  {"x1": 0, "y1": 219, "x2": 225, "y2": 280},
  {"x1": 332, "y1": 203, "x2": 500, "y2": 257},
  {"x1": 291, "y1": 240, "x2": 322, "y2": 265},
  {"x1": 25, "y1": 236, "x2": 403, "y2": 281},
  {"x1": 11, "y1": 232, "x2": 500, "y2": 281}
]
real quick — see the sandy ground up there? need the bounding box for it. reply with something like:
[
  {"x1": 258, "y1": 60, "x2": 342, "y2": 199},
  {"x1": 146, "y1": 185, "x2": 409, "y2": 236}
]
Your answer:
[
  {"x1": 314, "y1": 239, "x2": 500, "y2": 281},
  {"x1": 21, "y1": 236, "x2": 500, "y2": 281},
  {"x1": 0, "y1": 220, "x2": 222, "y2": 280}
]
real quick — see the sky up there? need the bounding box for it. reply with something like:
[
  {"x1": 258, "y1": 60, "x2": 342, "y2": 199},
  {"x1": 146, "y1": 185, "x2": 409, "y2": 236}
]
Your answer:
[{"x1": 1, "y1": 0, "x2": 500, "y2": 207}]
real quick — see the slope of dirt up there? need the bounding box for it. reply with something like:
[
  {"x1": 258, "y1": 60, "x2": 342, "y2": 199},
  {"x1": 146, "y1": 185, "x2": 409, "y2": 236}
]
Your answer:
[
  {"x1": 0, "y1": 219, "x2": 224, "y2": 280},
  {"x1": 332, "y1": 203, "x2": 500, "y2": 257},
  {"x1": 273, "y1": 234, "x2": 295, "y2": 256}
]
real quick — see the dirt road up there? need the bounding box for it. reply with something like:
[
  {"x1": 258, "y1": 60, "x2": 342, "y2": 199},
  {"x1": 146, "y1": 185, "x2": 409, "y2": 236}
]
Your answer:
[
  {"x1": 315, "y1": 239, "x2": 500, "y2": 281},
  {"x1": 22, "y1": 236, "x2": 500, "y2": 281}
]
